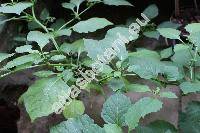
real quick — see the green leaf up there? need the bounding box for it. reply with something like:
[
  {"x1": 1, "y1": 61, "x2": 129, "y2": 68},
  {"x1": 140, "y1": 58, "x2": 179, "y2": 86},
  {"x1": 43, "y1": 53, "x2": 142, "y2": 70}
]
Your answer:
[
  {"x1": 188, "y1": 31, "x2": 200, "y2": 47},
  {"x1": 159, "y1": 91, "x2": 177, "y2": 99},
  {"x1": 101, "y1": 93, "x2": 132, "y2": 126},
  {"x1": 2, "y1": 53, "x2": 42, "y2": 70},
  {"x1": 129, "y1": 49, "x2": 160, "y2": 60},
  {"x1": 179, "y1": 101, "x2": 200, "y2": 133},
  {"x1": 73, "y1": 18, "x2": 113, "y2": 33},
  {"x1": 185, "y1": 23, "x2": 200, "y2": 34},
  {"x1": 136, "y1": 120, "x2": 177, "y2": 133},
  {"x1": 180, "y1": 82, "x2": 200, "y2": 94},
  {"x1": 60, "y1": 70, "x2": 74, "y2": 82},
  {"x1": 143, "y1": 4, "x2": 158, "y2": 19},
  {"x1": 40, "y1": 8, "x2": 49, "y2": 21},
  {"x1": 171, "y1": 44, "x2": 200, "y2": 66},
  {"x1": 103, "y1": 0, "x2": 133, "y2": 6},
  {"x1": 33, "y1": 70, "x2": 55, "y2": 78},
  {"x1": 125, "y1": 97, "x2": 163, "y2": 130},
  {"x1": 54, "y1": 29, "x2": 72, "y2": 37},
  {"x1": 50, "y1": 114, "x2": 100, "y2": 133},
  {"x1": 84, "y1": 27, "x2": 137, "y2": 61},
  {"x1": 158, "y1": 21, "x2": 181, "y2": 29},
  {"x1": 70, "y1": 0, "x2": 84, "y2": 7},
  {"x1": 27, "y1": 31, "x2": 51, "y2": 49},
  {"x1": 106, "y1": 26, "x2": 139, "y2": 41},
  {"x1": 50, "y1": 55, "x2": 66, "y2": 61},
  {"x1": 15, "y1": 45, "x2": 35, "y2": 53},
  {"x1": 143, "y1": 31, "x2": 160, "y2": 39},
  {"x1": 60, "y1": 39, "x2": 84, "y2": 55},
  {"x1": 128, "y1": 57, "x2": 180, "y2": 81},
  {"x1": 0, "y1": 2, "x2": 33, "y2": 15},
  {"x1": 22, "y1": 77, "x2": 70, "y2": 121},
  {"x1": 62, "y1": 2, "x2": 75, "y2": 11},
  {"x1": 157, "y1": 28, "x2": 181, "y2": 39},
  {"x1": 83, "y1": 124, "x2": 105, "y2": 133},
  {"x1": 0, "y1": 53, "x2": 14, "y2": 63},
  {"x1": 104, "y1": 124, "x2": 122, "y2": 133},
  {"x1": 126, "y1": 84, "x2": 151, "y2": 93},
  {"x1": 108, "y1": 78, "x2": 125, "y2": 91},
  {"x1": 63, "y1": 100, "x2": 85, "y2": 119}
]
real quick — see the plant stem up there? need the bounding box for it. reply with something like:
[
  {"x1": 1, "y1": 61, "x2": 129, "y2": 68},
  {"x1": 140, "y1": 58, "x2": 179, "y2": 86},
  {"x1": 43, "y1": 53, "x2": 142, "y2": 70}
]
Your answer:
[
  {"x1": 31, "y1": 6, "x2": 60, "y2": 51},
  {"x1": 58, "y1": 4, "x2": 94, "y2": 30},
  {"x1": 190, "y1": 46, "x2": 198, "y2": 81},
  {"x1": 0, "y1": 64, "x2": 46, "y2": 79}
]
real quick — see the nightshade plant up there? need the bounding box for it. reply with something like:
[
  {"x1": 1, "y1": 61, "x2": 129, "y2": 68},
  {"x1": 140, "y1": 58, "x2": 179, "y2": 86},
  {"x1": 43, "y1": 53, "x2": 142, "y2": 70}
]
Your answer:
[{"x1": 0, "y1": 0, "x2": 200, "y2": 133}]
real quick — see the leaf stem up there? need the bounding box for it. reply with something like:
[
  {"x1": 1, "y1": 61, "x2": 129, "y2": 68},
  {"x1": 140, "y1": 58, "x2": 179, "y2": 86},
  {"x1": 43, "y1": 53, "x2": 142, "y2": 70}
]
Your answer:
[
  {"x1": 31, "y1": 6, "x2": 60, "y2": 51},
  {"x1": 58, "y1": 4, "x2": 94, "y2": 30}
]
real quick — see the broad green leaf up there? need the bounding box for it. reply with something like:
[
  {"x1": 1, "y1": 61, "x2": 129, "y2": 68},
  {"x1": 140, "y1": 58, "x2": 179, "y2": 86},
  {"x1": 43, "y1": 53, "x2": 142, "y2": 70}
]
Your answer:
[
  {"x1": 185, "y1": 23, "x2": 200, "y2": 34},
  {"x1": 125, "y1": 97, "x2": 163, "y2": 130},
  {"x1": 50, "y1": 114, "x2": 95, "y2": 133},
  {"x1": 22, "y1": 77, "x2": 70, "y2": 121},
  {"x1": 73, "y1": 18, "x2": 113, "y2": 33},
  {"x1": 51, "y1": 19, "x2": 66, "y2": 30},
  {"x1": 136, "y1": 120, "x2": 177, "y2": 133},
  {"x1": 157, "y1": 28, "x2": 181, "y2": 39},
  {"x1": 84, "y1": 27, "x2": 137, "y2": 61},
  {"x1": 108, "y1": 78, "x2": 125, "y2": 91},
  {"x1": 33, "y1": 70, "x2": 55, "y2": 78},
  {"x1": 126, "y1": 84, "x2": 151, "y2": 93},
  {"x1": 2, "y1": 53, "x2": 42, "y2": 70},
  {"x1": 159, "y1": 91, "x2": 177, "y2": 98},
  {"x1": 63, "y1": 100, "x2": 85, "y2": 119},
  {"x1": 105, "y1": 26, "x2": 139, "y2": 41},
  {"x1": 15, "y1": 45, "x2": 35, "y2": 53},
  {"x1": 180, "y1": 82, "x2": 200, "y2": 94},
  {"x1": 160, "y1": 47, "x2": 174, "y2": 59},
  {"x1": 0, "y1": 53, "x2": 14, "y2": 63},
  {"x1": 62, "y1": 2, "x2": 75, "y2": 11},
  {"x1": 158, "y1": 21, "x2": 181, "y2": 29},
  {"x1": 60, "y1": 39, "x2": 84, "y2": 55},
  {"x1": 27, "y1": 31, "x2": 51, "y2": 49},
  {"x1": 101, "y1": 93, "x2": 132, "y2": 126},
  {"x1": 0, "y1": 2, "x2": 33, "y2": 15},
  {"x1": 104, "y1": 124, "x2": 122, "y2": 133},
  {"x1": 188, "y1": 31, "x2": 200, "y2": 47},
  {"x1": 143, "y1": 4, "x2": 158, "y2": 19},
  {"x1": 171, "y1": 44, "x2": 200, "y2": 66},
  {"x1": 143, "y1": 31, "x2": 160, "y2": 39},
  {"x1": 40, "y1": 8, "x2": 49, "y2": 21},
  {"x1": 54, "y1": 29, "x2": 72, "y2": 37},
  {"x1": 129, "y1": 49, "x2": 160, "y2": 60},
  {"x1": 83, "y1": 124, "x2": 105, "y2": 133},
  {"x1": 60, "y1": 70, "x2": 74, "y2": 82},
  {"x1": 28, "y1": 21, "x2": 40, "y2": 30},
  {"x1": 128, "y1": 57, "x2": 180, "y2": 81},
  {"x1": 50, "y1": 55, "x2": 66, "y2": 61},
  {"x1": 70, "y1": 0, "x2": 84, "y2": 7},
  {"x1": 103, "y1": 0, "x2": 133, "y2": 6},
  {"x1": 179, "y1": 101, "x2": 200, "y2": 133}
]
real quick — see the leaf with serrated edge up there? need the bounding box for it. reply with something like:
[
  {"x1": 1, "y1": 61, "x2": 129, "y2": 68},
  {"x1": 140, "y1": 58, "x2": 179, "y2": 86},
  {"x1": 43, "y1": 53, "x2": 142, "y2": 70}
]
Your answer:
[
  {"x1": 101, "y1": 93, "x2": 132, "y2": 126},
  {"x1": 125, "y1": 97, "x2": 163, "y2": 130},
  {"x1": 0, "y1": 2, "x2": 33, "y2": 15},
  {"x1": 73, "y1": 18, "x2": 113, "y2": 33},
  {"x1": 157, "y1": 28, "x2": 181, "y2": 39},
  {"x1": 22, "y1": 77, "x2": 70, "y2": 121}
]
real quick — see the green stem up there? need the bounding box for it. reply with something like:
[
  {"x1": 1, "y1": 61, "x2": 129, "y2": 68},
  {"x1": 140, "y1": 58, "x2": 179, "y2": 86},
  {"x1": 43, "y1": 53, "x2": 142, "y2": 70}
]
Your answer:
[
  {"x1": 190, "y1": 46, "x2": 198, "y2": 81},
  {"x1": 0, "y1": 64, "x2": 46, "y2": 79},
  {"x1": 58, "y1": 4, "x2": 94, "y2": 30},
  {"x1": 31, "y1": 6, "x2": 60, "y2": 51}
]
